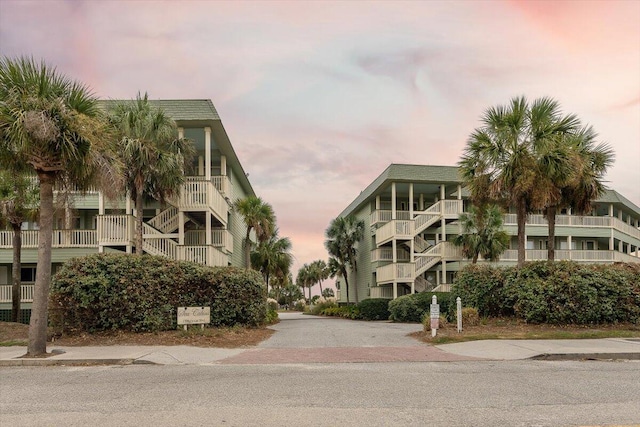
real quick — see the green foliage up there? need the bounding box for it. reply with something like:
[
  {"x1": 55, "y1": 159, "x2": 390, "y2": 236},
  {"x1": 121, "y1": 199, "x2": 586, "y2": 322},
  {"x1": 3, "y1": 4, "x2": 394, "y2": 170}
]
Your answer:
[
  {"x1": 265, "y1": 309, "x2": 279, "y2": 325},
  {"x1": 50, "y1": 253, "x2": 267, "y2": 333},
  {"x1": 452, "y1": 262, "x2": 640, "y2": 325},
  {"x1": 461, "y1": 307, "x2": 480, "y2": 326},
  {"x1": 319, "y1": 305, "x2": 360, "y2": 319},
  {"x1": 388, "y1": 292, "x2": 454, "y2": 323},
  {"x1": 310, "y1": 296, "x2": 338, "y2": 315},
  {"x1": 321, "y1": 288, "x2": 335, "y2": 298},
  {"x1": 356, "y1": 298, "x2": 390, "y2": 321}
]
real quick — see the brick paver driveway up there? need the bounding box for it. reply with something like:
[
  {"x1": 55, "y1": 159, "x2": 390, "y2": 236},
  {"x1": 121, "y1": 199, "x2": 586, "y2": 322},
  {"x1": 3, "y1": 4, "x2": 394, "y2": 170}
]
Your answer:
[{"x1": 220, "y1": 312, "x2": 476, "y2": 364}]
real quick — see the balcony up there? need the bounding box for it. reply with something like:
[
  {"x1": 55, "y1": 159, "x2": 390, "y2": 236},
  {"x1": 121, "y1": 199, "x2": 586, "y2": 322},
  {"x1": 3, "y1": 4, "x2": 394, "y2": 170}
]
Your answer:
[
  {"x1": 503, "y1": 214, "x2": 640, "y2": 240},
  {"x1": 179, "y1": 179, "x2": 229, "y2": 224},
  {"x1": 97, "y1": 215, "x2": 134, "y2": 245},
  {"x1": 0, "y1": 283, "x2": 34, "y2": 303},
  {"x1": 499, "y1": 249, "x2": 639, "y2": 263},
  {"x1": 185, "y1": 229, "x2": 233, "y2": 253},
  {"x1": 371, "y1": 247, "x2": 410, "y2": 262},
  {"x1": 376, "y1": 262, "x2": 415, "y2": 284},
  {"x1": 376, "y1": 220, "x2": 414, "y2": 245},
  {"x1": 0, "y1": 230, "x2": 98, "y2": 249},
  {"x1": 370, "y1": 286, "x2": 394, "y2": 299},
  {"x1": 178, "y1": 245, "x2": 228, "y2": 267}
]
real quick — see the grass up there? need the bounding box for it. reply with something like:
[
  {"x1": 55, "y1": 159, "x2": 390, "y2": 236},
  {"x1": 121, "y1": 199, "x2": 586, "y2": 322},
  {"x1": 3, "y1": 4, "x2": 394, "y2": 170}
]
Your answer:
[{"x1": 413, "y1": 317, "x2": 640, "y2": 345}]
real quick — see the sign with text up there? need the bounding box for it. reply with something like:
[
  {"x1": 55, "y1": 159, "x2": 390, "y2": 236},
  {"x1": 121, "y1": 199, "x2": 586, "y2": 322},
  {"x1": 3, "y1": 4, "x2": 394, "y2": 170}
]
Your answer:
[{"x1": 177, "y1": 307, "x2": 211, "y2": 325}]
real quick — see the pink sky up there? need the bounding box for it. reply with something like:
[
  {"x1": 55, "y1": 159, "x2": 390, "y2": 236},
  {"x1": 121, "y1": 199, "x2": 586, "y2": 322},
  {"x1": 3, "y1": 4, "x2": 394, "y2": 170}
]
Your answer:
[{"x1": 1, "y1": 0, "x2": 639, "y2": 295}]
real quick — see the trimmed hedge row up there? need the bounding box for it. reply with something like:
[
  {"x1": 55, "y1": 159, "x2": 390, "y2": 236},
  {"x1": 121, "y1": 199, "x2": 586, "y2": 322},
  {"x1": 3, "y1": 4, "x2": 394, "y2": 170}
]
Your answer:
[
  {"x1": 357, "y1": 298, "x2": 390, "y2": 320},
  {"x1": 50, "y1": 253, "x2": 266, "y2": 333},
  {"x1": 452, "y1": 262, "x2": 640, "y2": 324}
]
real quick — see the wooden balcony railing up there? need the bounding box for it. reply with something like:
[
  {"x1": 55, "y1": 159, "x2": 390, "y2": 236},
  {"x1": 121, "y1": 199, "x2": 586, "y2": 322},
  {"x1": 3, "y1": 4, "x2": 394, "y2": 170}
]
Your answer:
[
  {"x1": 180, "y1": 180, "x2": 228, "y2": 222},
  {"x1": 370, "y1": 286, "x2": 394, "y2": 299},
  {"x1": 0, "y1": 230, "x2": 97, "y2": 249},
  {"x1": 185, "y1": 230, "x2": 233, "y2": 253},
  {"x1": 178, "y1": 245, "x2": 228, "y2": 267},
  {"x1": 0, "y1": 283, "x2": 34, "y2": 303},
  {"x1": 499, "y1": 249, "x2": 639, "y2": 263},
  {"x1": 376, "y1": 262, "x2": 415, "y2": 283},
  {"x1": 503, "y1": 214, "x2": 640, "y2": 240},
  {"x1": 97, "y1": 215, "x2": 134, "y2": 245}
]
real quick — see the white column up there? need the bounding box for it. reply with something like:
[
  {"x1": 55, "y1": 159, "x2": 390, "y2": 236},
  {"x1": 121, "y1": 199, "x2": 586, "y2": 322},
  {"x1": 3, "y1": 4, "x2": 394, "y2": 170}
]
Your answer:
[
  {"x1": 393, "y1": 282, "x2": 398, "y2": 299},
  {"x1": 419, "y1": 194, "x2": 424, "y2": 211},
  {"x1": 609, "y1": 204, "x2": 614, "y2": 217},
  {"x1": 610, "y1": 235, "x2": 614, "y2": 251},
  {"x1": 457, "y1": 185, "x2": 462, "y2": 200},
  {"x1": 178, "y1": 127, "x2": 184, "y2": 140},
  {"x1": 411, "y1": 281, "x2": 415, "y2": 294},
  {"x1": 205, "y1": 213, "x2": 212, "y2": 245},
  {"x1": 204, "y1": 127, "x2": 212, "y2": 181},
  {"x1": 567, "y1": 236, "x2": 572, "y2": 259},
  {"x1": 619, "y1": 240, "x2": 623, "y2": 252},
  {"x1": 392, "y1": 239, "x2": 397, "y2": 263},
  {"x1": 126, "y1": 194, "x2": 132, "y2": 216},
  {"x1": 98, "y1": 192, "x2": 104, "y2": 215},
  {"x1": 376, "y1": 195, "x2": 380, "y2": 210},
  {"x1": 391, "y1": 183, "x2": 397, "y2": 220},
  {"x1": 409, "y1": 183, "x2": 414, "y2": 218},
  {"x1": 442, "y1": 262, "x2": 447, "y2": 284},
  {"x1": 179, "y1": 211, "x2": 185, "y2": 245},
  {"x1": 221, "y1": 155, "x2": 227, "y2": 176}
]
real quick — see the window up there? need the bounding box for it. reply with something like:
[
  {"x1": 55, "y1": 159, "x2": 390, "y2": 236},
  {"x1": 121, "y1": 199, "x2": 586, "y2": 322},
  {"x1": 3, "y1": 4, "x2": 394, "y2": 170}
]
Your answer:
[
  {"x1": 539, "y1": 240, "x2": 548, "y2": 250},
  {"x1": 583, "y1": 241, "x2": 596, "y2": 250},
  {"x1": 20, "y1": 267, "x2": 36, "y2": 282}
]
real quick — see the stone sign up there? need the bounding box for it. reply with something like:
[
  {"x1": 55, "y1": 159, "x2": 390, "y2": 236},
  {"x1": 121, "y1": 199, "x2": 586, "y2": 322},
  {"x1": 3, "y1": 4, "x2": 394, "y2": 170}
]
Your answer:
[{"x1": 177, "y1": 306, "x2": 211, "y2": 325}]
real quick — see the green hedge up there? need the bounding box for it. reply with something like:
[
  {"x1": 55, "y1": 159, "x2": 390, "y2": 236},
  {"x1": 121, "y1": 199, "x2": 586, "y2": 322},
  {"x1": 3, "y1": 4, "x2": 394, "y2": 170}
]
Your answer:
[
  {"x1": 388, "y1": 292, "x2": 454, "y2": 323},
  {"x1": 451, "y1": 262, "x2": 640, "y2": 324},
  {"x1": 50, "y1": 253, "x2": 266, "y2": 333},
  {"x1": 357, "y1": 298, "x2": 390, "y2": 320}
]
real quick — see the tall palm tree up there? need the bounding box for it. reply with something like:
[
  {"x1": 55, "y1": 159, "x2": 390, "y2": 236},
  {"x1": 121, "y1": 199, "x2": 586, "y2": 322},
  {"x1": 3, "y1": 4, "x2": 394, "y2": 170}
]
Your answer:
[
  {"x1": 325, "y1": 215, "x2": 364, "y2": 302},
  {"x1": 453, "y1": 204, "x2": 509, "y2": 263},
  {"x1": 309, "y1": 259, "x2": 329, "y2": 296},
  {"x1": 459, "y1": 96, "x2": 582, "y2": 267},
  {"x1": 109, "y1": 92, "x2": 195, "y2": 254},
  {"x1": 251, "y1": 229, "x2": 293, "y2": 291},
  {"x1": 0, "y1": 171, "x2": 39, "y2": 322},
  {"x1": 0, "y1": 56, "x2": 121, "y2": 356},
  {"x1": 327, "y1": 256, "x2": 347, "y2": 302},
  {"x1": 542, "y1": 126, "x2": 613, "y2": 260},
  {"x1": 296, "y1": 264, "x2": 313, "y2": 302},
  {"x1": 234, "y1": 196, "x2": 275, "y2": 269}
]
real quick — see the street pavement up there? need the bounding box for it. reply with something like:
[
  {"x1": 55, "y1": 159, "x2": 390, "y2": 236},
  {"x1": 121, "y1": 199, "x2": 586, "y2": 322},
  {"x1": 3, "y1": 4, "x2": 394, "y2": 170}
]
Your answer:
[{"x1": 1, "y1": 312, "x2": 639, "y2": 366}]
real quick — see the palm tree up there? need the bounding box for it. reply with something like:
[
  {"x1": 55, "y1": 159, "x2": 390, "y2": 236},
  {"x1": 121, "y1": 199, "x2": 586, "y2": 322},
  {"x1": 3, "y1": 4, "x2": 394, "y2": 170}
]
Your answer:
[
  {"x1": 109, "y1": 92, "x2": 195, "y2": 254},
  {"x1": 0, "y1": 171, "x2": 39, "y2": 322},
  {"x1": 542, "y1": 126, "x2": 613, "y2": 260},
  {"x1": 459, "y1": 96, "x2": 582, "y2": 267},
  {"x1": 309, "y1": 259, "x2": 329, "y2": 296},
  {"x1": 327, "y1": 256, "x2": 346, "y2": 302},
  {"x1": 325, "y1": 216, "x2": 364, "y2": 302},
  {"x1": 296, "y1": 264, "x2": 313, "y2": 302},
  {"x1": 234, "y1": 196, "x2": 275, "y2": 269},
  {"x1": 453, "y1": 204, "x2": 509, "y2": 263},
  {"x1": 251, "y1": 229, "x2": 293, "y2": 291},
  {"x1": 0, "y1": 56, "x2": 121, "y2": 356}
]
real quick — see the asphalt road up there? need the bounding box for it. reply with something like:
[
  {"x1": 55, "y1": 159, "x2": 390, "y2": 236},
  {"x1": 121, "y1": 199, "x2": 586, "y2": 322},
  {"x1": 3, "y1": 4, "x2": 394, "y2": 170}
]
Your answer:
[{"x1": 2, "y1": 360, "x2": 639, "y2": 426}]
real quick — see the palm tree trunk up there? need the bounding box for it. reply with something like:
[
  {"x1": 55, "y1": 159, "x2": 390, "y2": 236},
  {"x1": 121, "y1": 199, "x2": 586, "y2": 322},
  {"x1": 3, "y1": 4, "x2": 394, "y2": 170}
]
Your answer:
[
  {"x1": 11, "y1": 223, "x2": 21, "y2": 323},
  {"x1": 28, "y1": 172, "x2": 55, "y2": 356},
  {"x1": 342, "y1": 267, "x2": 350, "y2": 304},
  {"x1": 472, "y1": 253, "x2": 478, "y2": 264},
  {"x1": 318, "y1": 280, "x2": 323, "y2": 296},
  {"x1": 546, "y1": 206, "x2": 556, "y2": 262},
  {"x1": 135, "y1": 193, "x2": 144, "y2": 255},
  {"x1": 517, "y1": 201, "x2": 527, "y2": 268},
  {"x1": 244, "y1": 228, "x2": 252, "y2": 269}
]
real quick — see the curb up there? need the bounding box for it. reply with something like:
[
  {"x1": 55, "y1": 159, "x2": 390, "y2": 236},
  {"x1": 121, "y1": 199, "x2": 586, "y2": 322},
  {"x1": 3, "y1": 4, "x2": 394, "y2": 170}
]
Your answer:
[
  {"x1": 530, "y1": 353, "x2": 640, "y2": 361},
  {"x1": 0, "y1": 358, "x2": 135, "y2": 367}
]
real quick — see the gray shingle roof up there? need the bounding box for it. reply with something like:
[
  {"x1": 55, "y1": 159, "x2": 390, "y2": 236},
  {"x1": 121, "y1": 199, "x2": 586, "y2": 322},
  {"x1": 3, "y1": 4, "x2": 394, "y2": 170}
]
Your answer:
[{"x1": 98, "y1": 99, "x2": 220, "y2": 121}]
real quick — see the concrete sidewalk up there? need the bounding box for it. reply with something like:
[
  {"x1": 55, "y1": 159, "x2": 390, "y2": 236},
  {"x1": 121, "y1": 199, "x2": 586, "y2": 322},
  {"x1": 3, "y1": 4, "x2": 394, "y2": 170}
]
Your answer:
[{"x1": 1, "y1": 338, "x2": 638, "y2": 366}]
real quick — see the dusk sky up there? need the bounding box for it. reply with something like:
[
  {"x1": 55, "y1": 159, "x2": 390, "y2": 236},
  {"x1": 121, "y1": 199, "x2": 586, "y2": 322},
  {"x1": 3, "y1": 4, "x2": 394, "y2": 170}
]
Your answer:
[{"x1": 1, "y1": 0, "x2": 639, "y2": 292}]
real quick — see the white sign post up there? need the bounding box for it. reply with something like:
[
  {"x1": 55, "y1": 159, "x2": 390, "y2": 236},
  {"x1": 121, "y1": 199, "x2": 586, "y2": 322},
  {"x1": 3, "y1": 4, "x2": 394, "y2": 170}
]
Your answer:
[
  {"x1": 430, "y1": 295, "x2": 440, "y2": 337},
  {"x1": 177, "y1": 306, "x2": 211, "y2": 331},
  {"x1": 456, "y1": 297, "x2": 462, "y2": 333}
]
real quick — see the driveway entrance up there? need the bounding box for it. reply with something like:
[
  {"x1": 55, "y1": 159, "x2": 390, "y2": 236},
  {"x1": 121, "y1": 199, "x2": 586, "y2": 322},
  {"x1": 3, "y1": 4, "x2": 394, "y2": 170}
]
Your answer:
[{"x1": 220, "y1": 312, "x2": 475, "y2": 364}]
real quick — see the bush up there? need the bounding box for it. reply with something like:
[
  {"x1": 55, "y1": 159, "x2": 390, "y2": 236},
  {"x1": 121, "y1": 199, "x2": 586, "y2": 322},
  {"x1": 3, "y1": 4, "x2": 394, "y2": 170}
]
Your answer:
[
  {"x1": 265, "y1": 309, "x2": 279, "y2": 325},
  {"x1": 320, "y1": 305, "x2": 360, "y2": 319},
  {"x1": 388, "y1": 292, "x2": 454, "y2": 323},
  {"x1": 451, "y1": 262, "x2": 640, "y2": 325},
  {"x1": 357, "y1": 298, "x2": 390, "y2": 321},
  {"x1": 266, "y1": 298, "x2": 279, "y2": 311},
  {"x1": 310, "y1": 296, "x2": 337, "y2": 315},
  {"x1": 50, "y1": 253, "x2": 266, "y2": 333},
  {"x1": 422, "y1": 314, "x2": 449, "y2": 333},
  {"x1": 461, "y1": 307, "x2": 480, "y2": 326},
  {"x1": 293, "y1": 298, "x2": 307, "y2": 312}
]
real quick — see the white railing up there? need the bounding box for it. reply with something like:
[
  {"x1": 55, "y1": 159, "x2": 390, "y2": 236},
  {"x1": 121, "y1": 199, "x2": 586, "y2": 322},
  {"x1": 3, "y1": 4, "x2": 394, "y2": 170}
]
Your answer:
[
  {"x1": 414, "y1": 202, "x2": 442, "y2": 233},
  {"x1": 376, "y1": 220, "x2": 414, "y2": 243},
  {"x1": 370, "y1": 210, "x2": 411, "y2": 225},
  {"x1": 502, "y1": 214, "x2": 640, "y2": 239},
  {"x1": 142, "y1": 224, "x2": 177, "y2": 259},
  {"x1": 184, "y1": 229, "x2": 233, "y2": 253},
  {"x1": 147, "y1": 206, "x2": 180, "y2": 233},
  {"x1": 178, "y1": 245, "x2": 228, "y2": 267},
  {"x1": 97, "y1": 215, "x2": 134, "y2": 244},
  {"x1": 211, "y1": 176, "x2": 231, "y2": 195},
  {"x1": 376, "y1": 263, "x2": 415, "y2": 283},
  {"x1": 371, "y1": 247, "x2": 410, "y2": 262},
  {"x1": 500, "y1": 249, "x2": 640, "y2": 263},
  {"x1": 0, "y1": 283, "x2": 34, "y2": 303},
  {"x1": 432, "y1": 284, "x2": 452, "y2": 292},
  {"x1": 0, "y1": 230, "x2": 98, "y2": 248},
  {"x1": 180, "y1": 180, "x2": 228, "y2": 222},
  {"x1": 443, "y1": 199, "x2": 464, "y2": 216},
  {"x1": 370, "y1": 286, "x2": 394, "y2": 299}
]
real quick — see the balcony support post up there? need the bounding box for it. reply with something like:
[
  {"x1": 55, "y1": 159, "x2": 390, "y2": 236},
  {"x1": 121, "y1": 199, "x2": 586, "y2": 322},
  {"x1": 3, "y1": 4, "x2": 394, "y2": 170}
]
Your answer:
[
  {"x1": 206, "y1": 213, "x2": 212, "y2": 245},
  {"x1": 393, "y1": 281, "x2": 397, "y2": 299},
  {"x1": 179, "y1": 211, "x2": 185, "y2": 245},
  {"x1": 409, "y1": 183, "x2": 414, "y2": 219},
  {"x1": 205, "y1": 127, "x2": 212, "y2": 181},
  {"x1": 391, "y1": 182, "x2": 396, "y2": 220}
]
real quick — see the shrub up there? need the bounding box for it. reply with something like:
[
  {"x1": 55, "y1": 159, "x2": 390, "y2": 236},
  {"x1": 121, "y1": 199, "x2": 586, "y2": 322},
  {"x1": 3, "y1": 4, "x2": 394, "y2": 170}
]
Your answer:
[
  {"x1": 451, "y1": 262, "x2": 640, "y2": 325},
  {"x1": 388, "y1": 292, "x2": 453, "y2": 323},
  {"x1": 461, "y1": 307, "x2": 480, "y2": 326},
  {"x1": 357, "y1": 298, "x2": 390, "y2": 320},
  {"x1": 311, "y1": 296, "x2": 338, "y2": 315},
  {"x1": 320, "y1": 305, "x2": 360, "y2": 319},
  {"x1": 265, "y1": 309, "x2": 279, "y2": 325},
  {"x1": 293, "y1": 298, "x2": 308, "y2": 312},
  {"x1": 266, "y1": 298, "x2": 279, "y2": 311},
  {"x1": 50, "y1": 253, "x2": 266, "y2": 333}
]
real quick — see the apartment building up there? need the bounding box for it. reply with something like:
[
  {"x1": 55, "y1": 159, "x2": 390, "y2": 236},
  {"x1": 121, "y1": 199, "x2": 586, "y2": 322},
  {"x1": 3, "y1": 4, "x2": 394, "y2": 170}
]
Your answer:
[
  {"x1": 335, "y1": 164, "x2": 640, "y2": 303},
  {"x1": 0, "y1": 99, "x2": 255, "y2": 314}
]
